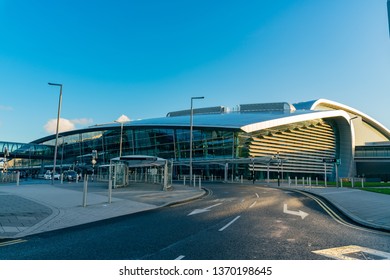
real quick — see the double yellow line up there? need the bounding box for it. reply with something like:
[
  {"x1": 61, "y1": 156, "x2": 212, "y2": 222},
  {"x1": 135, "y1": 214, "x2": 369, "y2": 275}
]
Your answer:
[{"x1": 0, "y1": 239, "x2": 27, "y2": 247}]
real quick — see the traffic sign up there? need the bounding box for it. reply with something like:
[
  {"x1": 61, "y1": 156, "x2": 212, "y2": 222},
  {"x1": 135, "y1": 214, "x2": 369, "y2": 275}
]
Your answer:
[
  {"x1": 322, "y1": 158, "x2": 341, "y2": 165},
  {"x1": 322, "y1": 158, "x2": 337, "y2": 163}
]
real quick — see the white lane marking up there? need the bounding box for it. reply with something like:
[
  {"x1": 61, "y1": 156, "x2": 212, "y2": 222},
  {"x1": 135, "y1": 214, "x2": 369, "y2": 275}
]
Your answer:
[
  {"x1": 0, "y1": 239, "x2": 27, "y2": 247},
  {"x1": 255, "y1": 193, "x2": 259, "y2": 198},
  {"x1": 175, "y1": 255, "x2": 185, "y2": 260},
  {"x1": 249, "y1": 201, "x2": 257, "y2": 208},
  {"x1": 219, "y1": 216, "x2": 241, "y2": 232}
]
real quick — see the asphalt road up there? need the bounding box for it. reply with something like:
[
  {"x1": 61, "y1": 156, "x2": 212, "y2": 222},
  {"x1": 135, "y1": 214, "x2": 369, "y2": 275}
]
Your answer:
[{"x1": 1, "y1": 183, "x2": 389, "y2": 260}]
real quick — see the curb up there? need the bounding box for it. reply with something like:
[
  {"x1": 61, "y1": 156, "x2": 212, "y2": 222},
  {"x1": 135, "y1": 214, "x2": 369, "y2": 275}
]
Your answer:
[{"x1": 282, "y1": 187, "x2": 390, "y2": 232}]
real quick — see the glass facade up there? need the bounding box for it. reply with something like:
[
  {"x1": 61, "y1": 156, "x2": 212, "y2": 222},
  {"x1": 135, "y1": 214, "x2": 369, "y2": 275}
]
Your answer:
[
  {"x1": 0, "y1": 141, "x2": 53, "y2": 159},
  {"x1": 1, "y1": 141, "x2": 53, "y2": 176},
  {"x1": 15, "y1": 117, "x2": 337, "y2": 181},
  {"x1": 355, "y1": 144, "x2": 390, "y2": 182},
  {"x1": 39, "y1": 127, "x2": 237, "y2": 170},
  {"x1": 355, "y1": 144, "x2": 390, "y2": 158}
]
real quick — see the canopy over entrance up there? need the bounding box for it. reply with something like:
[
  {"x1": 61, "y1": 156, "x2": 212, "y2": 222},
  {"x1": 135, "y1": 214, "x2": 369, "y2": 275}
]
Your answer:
[
  {"x1": 110, "y1": 155, "x2": 168, "y2": 167},
  {"x1": 109, "y1": 155, "x2": 172, "y2": 189}
]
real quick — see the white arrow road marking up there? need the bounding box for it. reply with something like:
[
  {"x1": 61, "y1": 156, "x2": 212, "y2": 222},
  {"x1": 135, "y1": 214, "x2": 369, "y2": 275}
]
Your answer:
[
  {"x1": 283, "y1": 204, "x2": 309, "y2": 219},
  {"x1": 188, "y1": 203, "x2": 223, "y2": 216}
]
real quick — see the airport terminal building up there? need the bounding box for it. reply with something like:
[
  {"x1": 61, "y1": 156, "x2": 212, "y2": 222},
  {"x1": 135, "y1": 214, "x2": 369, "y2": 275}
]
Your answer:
[{"x1": 2, "y1": 99, "x2": 390, "y2": 182}]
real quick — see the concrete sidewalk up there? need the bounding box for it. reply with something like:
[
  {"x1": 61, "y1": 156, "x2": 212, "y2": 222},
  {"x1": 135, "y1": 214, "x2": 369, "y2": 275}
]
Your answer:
[
  {"x1": 0, "y1": 181, "x2": 205, "y2": 239},
  {"x1": 279, "y1": 184, "x2": 390, "y2": 231}
]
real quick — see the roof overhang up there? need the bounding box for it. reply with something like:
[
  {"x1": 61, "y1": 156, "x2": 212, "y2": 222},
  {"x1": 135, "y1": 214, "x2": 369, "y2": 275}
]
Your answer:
[
  {"x1": 240, "y1": 110, "x2": 351, "y2": 133},
  {"x1": 309, "y1": 99, "x2": 390, "y2": 139},
  {"x1": 110, "y1": 155, "x2": 167, "y2": 167}
]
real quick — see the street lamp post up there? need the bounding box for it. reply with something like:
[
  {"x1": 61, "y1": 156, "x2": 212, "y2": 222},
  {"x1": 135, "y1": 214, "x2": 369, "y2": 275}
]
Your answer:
[
  {"x1": 48, "y1": 82, "x2": 63, "y2": 185},
  {"x1": 120, "y1": 122, "x2": 123, "y2": 157},
  {"x1": 114, "y1": 120, "x2": 129, "y2": 158},
  {"x1": 60, "y1": 137, "x2": 66, "y2": 183},
  {"x1": 2, "y1": 146, "x2": 9, "y2": 173},
  {"x1": 387, "y1": 0, "x2": 390, "y2": 37},
  {"x1": 189, "y1": 96, "x2": 204, "y2": 187}
]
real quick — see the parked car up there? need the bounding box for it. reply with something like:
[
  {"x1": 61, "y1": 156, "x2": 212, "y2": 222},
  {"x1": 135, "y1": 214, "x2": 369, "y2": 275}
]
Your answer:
[
  {"x1": 64, "y1": 170, "x2": 78, "y2": 181},
  {"x1": 43, "y1": 171, "x2": 60, "y2": 180},
  {"x1": 44, "y1": 171, "x2": 52, "y2": 180},
  {"x1": 53, "y1": 173, "x2": 61, "y2": 180}
]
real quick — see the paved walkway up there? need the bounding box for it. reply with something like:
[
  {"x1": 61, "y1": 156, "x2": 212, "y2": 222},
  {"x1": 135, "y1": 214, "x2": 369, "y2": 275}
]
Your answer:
[
  {"x1": 278, "y1": 184, "x2": 390, "y2": 231},
  {"x1": 0, "y1": 181, "x2": 205, "y2": 238},
  {"x1": 1, "y1": 181, "x2": 389, "y2": 239}
]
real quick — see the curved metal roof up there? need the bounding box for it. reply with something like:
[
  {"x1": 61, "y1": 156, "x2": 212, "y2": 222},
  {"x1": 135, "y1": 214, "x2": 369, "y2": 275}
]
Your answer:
[
  {"x1": 31, "y1": 99, "x2": 390, "y2": 143},
  {"x1": 124, "y1": 110, "x2": 311, "y2": 130}
]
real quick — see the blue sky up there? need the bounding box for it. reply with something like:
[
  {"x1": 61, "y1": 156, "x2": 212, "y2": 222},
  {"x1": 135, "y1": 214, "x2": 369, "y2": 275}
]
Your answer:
[{"x1": 0, "y1": 0, "x2": 389, "y2": 143}]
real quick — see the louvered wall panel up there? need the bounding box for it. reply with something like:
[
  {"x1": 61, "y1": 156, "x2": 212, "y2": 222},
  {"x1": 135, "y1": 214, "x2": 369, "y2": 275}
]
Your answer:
[{"x1": 248, "y1": 121, "x2": 336, "y2": 175}]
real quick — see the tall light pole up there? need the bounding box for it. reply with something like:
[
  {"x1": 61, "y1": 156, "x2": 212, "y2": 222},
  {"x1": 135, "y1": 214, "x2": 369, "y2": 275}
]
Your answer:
[
  {"x1": 2, "y1": 146, "x2": 9, "y2": 173},
  {"x1": 48, "y1": 82, "x2": 63, "y2": 185},
  {"x1": 189, "y1": 96, "x2": 204, "y2": 187},
  {"x1": 387, "y1": 0, "x2": 390, "y2": 37},
  {"x1": 114, "y1": 120, "x2": 129, "y2": 158}
]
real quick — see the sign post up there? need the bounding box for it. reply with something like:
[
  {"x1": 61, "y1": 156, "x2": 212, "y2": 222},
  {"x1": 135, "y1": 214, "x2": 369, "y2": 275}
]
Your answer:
[
  {"x1": 91, "y1": 150, "x2": 97, "y2": 182},
  {"x1": 322, "y1": 158, "x2": 340, "y2": 187}
]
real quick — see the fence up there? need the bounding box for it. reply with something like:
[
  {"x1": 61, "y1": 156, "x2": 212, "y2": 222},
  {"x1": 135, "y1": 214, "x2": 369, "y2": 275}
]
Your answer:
[{"x1": 0, "y1": 172, "x2": 18, "y2": 184}]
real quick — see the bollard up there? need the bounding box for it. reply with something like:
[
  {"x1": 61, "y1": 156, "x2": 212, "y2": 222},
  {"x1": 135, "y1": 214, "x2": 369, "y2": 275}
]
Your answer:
[
  {"x1": 183, "y1": 176, "x2": 186, "y2": 186},
  {"x1": 340, "y1": 178, "x2": 343, "y2": 188},
  {"x1": 295, "y1": 176, "x2": 298, "y2": 186},
  {"x1": 108, "y1": 178, "x2": 112, "y2": 204},
  {"x1": 241, "y1": 175, "x2": 243, "y2": 184},
  {"x1": 316, "y1": 177, "x2": 318, "y2": 186},
  {"x1": 16, "y1": 171, "x2": 20, "y2": 186},
  {"x1": 288, "y1": 176, "x2": 291, "y2": 187},
  {"x1": 199, "y1": 176, "x2": 202, "y2": 190},
  {"x1": 302, "y1": 177, "x2": 305, "y2": 187},
  {"x1": 83, "y1": 175, "x2": 88, "y2": 207}
]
